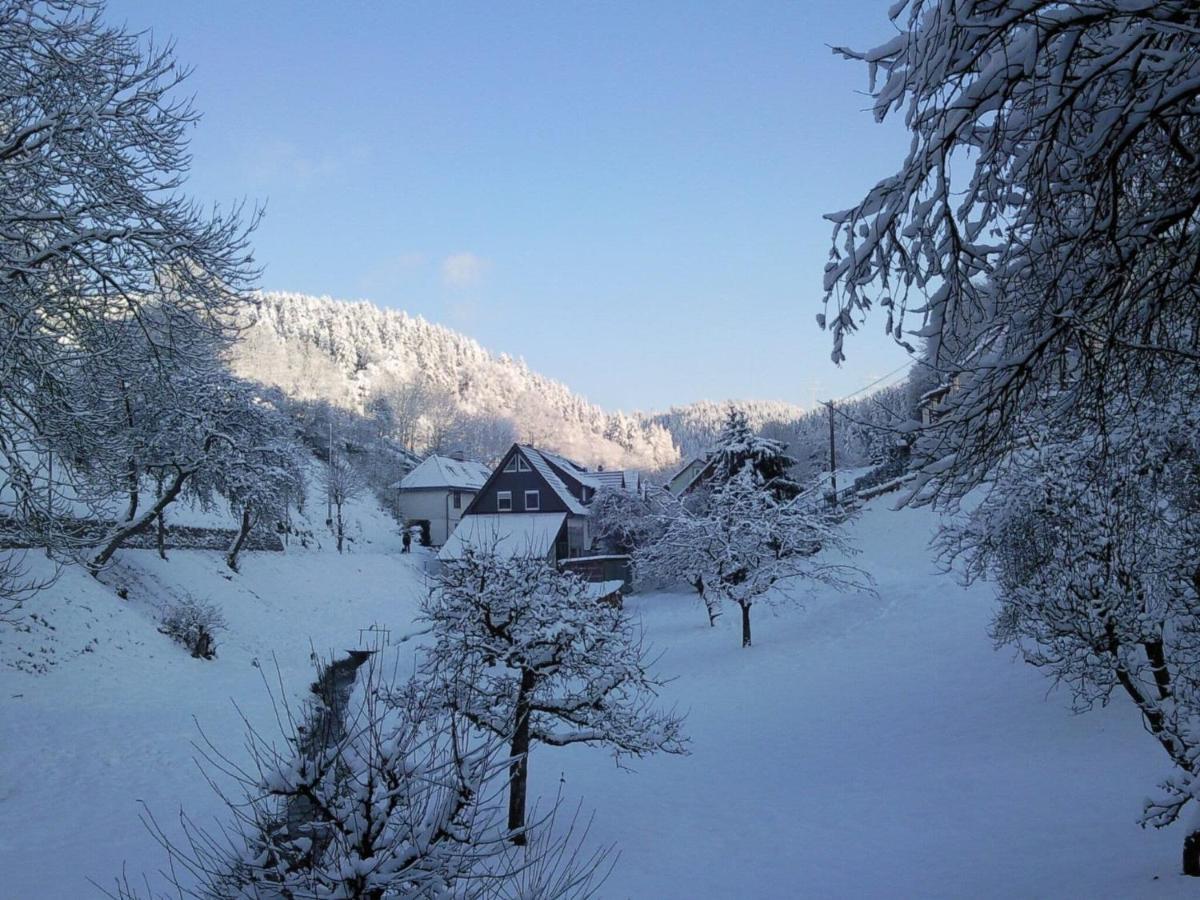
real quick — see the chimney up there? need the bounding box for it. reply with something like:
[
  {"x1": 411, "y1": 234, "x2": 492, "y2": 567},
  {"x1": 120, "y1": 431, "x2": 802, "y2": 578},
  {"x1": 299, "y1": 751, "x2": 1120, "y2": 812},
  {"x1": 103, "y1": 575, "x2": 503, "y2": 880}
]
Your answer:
[{"x1": 450, "y1": 449, "x2": 466, "y2": 461}]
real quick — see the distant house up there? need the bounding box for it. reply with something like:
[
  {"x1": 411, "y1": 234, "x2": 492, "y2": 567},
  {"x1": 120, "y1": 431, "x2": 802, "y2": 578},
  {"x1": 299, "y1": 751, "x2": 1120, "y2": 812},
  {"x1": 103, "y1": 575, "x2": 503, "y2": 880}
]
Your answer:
[
  {"x1": 589, "y1": 466, "x2": 643, "y2": 497},
  {"x1": 664, "y1": 456, "x2": 714, "y2": 497},
  {"x1": 917, "y1": 383, "x2": 952, "y2": 427},
  {"x1": 439, "y1": 444, "x2": 639, "y2": 567},
  {"x1": 394, "y1": 451, "x2": 491, "y2": 545}
]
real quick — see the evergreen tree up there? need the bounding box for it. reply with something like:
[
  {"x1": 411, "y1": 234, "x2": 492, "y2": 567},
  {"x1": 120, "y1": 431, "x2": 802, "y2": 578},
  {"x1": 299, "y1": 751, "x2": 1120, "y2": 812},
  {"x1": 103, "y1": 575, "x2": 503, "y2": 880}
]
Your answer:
[{"x1": 709, "y1": 408, "x2": 801, "y2": 500}]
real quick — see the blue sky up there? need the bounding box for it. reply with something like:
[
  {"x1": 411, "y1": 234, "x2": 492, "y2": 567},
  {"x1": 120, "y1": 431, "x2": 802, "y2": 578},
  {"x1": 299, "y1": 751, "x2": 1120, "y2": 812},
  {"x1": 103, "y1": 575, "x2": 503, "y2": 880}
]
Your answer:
[{"x1": 106, "y1": 0, "x2": 913, "y2": 412}]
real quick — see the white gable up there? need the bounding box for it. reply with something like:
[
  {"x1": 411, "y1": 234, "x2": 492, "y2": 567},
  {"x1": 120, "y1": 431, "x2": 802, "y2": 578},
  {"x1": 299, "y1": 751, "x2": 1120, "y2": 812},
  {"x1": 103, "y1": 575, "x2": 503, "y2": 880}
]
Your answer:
[{"x1": 517, "y1": 447, "x2": 589, "y2": 515}]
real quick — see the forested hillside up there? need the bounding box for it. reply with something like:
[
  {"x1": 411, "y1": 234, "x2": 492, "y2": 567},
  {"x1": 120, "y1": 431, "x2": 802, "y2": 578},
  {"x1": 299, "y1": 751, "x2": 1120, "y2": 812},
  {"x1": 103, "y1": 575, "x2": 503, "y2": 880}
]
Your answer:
[
  {"x1": 230, "y1": 292, "x2": 680, "y2": 470},
  {"x1": 232, "y1": 293, "x2": 922, "y2": 480}
]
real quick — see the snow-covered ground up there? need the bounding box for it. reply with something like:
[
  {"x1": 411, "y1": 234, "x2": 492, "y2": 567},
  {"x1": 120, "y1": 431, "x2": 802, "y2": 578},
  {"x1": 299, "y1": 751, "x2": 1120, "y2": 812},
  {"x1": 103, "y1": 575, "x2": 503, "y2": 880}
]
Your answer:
[{"x1": 0, "y1": 494, "x2": 1191, "y2": 897}]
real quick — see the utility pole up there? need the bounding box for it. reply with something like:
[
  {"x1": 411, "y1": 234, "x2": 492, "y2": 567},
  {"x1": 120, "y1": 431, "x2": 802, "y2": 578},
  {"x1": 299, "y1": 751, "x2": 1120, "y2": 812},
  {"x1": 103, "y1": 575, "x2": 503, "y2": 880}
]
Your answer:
[
  {"x1": 327, "y1": 420, "x2": 334, "y2": 525},
  {"x1": 824, "y1": 400, "x2": 837, "y2": 505}
]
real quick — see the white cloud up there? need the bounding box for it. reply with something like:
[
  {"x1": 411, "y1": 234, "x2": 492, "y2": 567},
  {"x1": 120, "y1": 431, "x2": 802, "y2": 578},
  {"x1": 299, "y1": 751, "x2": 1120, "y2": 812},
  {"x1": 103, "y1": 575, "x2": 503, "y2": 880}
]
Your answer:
[
  {"x1": 441, "y1": 252, "x2": 488, "y2": 288},
  {"x1": 247, "y1": 139, "x2": 369, "y2": 188}
]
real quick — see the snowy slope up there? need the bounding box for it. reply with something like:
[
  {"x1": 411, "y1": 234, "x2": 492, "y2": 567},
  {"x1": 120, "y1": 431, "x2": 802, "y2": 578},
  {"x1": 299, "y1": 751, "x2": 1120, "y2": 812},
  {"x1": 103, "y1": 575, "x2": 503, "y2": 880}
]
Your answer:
[
  {"x1": 230, "y1": 292, "x2": 680, "y2": 471},
  {"x1": 0, "y1": 497, "x2": 1192, "y2": 897}
]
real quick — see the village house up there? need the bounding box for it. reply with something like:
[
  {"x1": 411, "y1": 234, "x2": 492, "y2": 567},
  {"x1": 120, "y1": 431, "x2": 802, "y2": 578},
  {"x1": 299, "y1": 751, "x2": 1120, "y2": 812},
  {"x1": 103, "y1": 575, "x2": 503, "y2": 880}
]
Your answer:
[
  {"x1": 438, "y1": 444, "x2": 638, "y2": 570},
  {"x1": 664, "y1": 456, "x2": 714, "y2": 497},
  {"x1": 393, "y1": 451, "x2": 491, "y2": 545}
]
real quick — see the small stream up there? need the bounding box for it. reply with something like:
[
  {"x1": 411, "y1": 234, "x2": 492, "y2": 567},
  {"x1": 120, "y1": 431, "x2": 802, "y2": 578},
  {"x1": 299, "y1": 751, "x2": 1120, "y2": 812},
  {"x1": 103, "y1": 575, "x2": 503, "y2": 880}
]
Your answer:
[{"x1": 285, "y1": 649, "x2": 373, "y2": 836}]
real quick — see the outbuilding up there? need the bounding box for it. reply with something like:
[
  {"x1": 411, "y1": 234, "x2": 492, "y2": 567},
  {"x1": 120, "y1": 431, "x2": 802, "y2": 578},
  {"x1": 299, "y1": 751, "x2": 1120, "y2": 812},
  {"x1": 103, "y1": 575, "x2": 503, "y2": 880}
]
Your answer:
[{"x1": 394, "y1": 452, "x2": 491, "y2": 545}]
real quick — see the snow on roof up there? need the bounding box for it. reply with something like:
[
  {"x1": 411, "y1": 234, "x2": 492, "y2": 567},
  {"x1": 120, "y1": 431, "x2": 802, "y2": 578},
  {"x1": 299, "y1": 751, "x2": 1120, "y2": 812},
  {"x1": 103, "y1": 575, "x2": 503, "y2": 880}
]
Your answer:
[
  {"x1": 397, "y1": 455, "x2": 491, "y2": 491},
  {"x1": 581, "y1": 579, "x2": 625, "y2": 601},
  {"x1": 536, "y1": 448, "x2": 602, "y2": 491},
  {"x1": 438, "y1": 512, "x2": 567, "y2": 561},
  {"x1": 518, "y1": 446, "x2": 589, "y2": 515},
  {"x1": 589, "y1": 470, "x2": 626, "y2": 490},
  {"x1": 589, "y1": 469, "x2": 641, "y2": 494}
]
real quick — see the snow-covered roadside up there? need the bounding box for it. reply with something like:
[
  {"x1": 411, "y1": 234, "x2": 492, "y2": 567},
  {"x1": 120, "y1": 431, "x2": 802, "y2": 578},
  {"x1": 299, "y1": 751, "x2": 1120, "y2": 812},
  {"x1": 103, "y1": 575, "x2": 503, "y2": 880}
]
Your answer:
[{"x1": 0, "y1": 497, "x2": 1193, "y2": 898}]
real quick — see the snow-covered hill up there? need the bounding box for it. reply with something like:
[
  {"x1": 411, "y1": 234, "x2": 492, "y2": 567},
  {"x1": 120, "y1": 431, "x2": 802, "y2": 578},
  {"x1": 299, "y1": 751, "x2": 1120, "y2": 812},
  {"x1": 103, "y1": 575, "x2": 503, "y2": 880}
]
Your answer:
[
  {"x1": 229, "y1": 292, "x2": 681, "y2": 471},
  {"x1": 0, "y1": 492, "x2": 1189, "y2": 897},
  {"x1": 636, "y1": 398, "x2": 808, "y2": 460}
]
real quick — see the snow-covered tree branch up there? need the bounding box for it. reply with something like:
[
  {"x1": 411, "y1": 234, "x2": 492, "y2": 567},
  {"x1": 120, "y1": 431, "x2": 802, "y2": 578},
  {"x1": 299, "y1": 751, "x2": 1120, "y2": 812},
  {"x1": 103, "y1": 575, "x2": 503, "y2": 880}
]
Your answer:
[{"x1": 422, "y1": 551, "x2": 687, "y2": 842}]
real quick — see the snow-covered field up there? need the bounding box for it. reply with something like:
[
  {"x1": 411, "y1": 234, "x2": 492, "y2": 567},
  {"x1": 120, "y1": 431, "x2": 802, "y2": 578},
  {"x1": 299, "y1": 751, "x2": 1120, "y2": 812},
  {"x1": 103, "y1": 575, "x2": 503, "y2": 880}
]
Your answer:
[{"x1": 0, "y1": 495, "x2": 1191, "y2": 897}]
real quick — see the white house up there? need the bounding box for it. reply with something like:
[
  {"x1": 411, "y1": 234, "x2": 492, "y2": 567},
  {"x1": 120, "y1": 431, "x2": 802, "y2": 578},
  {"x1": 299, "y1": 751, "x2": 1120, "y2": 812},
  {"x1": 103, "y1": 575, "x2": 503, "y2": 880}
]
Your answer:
[{"x1": 394, "y1": 452, "x2": 491, "y2": 545}]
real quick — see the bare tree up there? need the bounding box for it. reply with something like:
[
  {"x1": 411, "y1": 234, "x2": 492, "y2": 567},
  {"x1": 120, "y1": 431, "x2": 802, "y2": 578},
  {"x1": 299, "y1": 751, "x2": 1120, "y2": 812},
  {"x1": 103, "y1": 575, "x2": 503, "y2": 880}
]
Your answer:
[
  {"x1": 638, "y1": 470, "x2": 870, "y2": 646},
  {"x1": 215, "y1": 407, "x2": 306, "y2": 572},
  {"x1": 422, "y1": 551, "x2": 687, "y2": 842},
  {"x1": 324, "y1": 456, "x2": 365, "y2": 553},
  {"x1": 822, "y1": 1, "x2": 1200, "y2": 505},
  {"x1": 825, "y1": 1, "x2": 1200, "y2": 873},
  {"x1": 941, "y1": 388, "x2": 1200, "y2": 873},
  {"x1": 0, "y1": 0, "x2": 259, "y2": 611}
]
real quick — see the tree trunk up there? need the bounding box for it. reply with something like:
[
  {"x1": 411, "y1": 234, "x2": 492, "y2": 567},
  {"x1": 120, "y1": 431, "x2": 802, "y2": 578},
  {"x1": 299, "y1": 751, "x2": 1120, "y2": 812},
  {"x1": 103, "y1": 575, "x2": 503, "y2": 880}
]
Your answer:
[
  {"x1": 226, "y1": 507, "x2": 254, "y2": 572},
  {"x1": 125, "y1": 458, "x2": 139, "y2": 522},
  {"x1": 154, "y1": 473, "x2": 167, "y2": 559},
  {"x1": 155, "y1": 511, "x2": 167, "y2": 560},
  {"x1": 507, "y1": 669, "x2": 537, "y2": 844},
  {"x1": 91, "y1": 467, "x2": 190, "y2": 574},
  {"x1": 1185, "y1": 830, "x2": 1200, "y2": 876},
  {"x1": 335, "y1": 503, "x2": 345, "y2": 553},
  {"x1": 741, "y1": 601, "x2": 752, "y2": 647},
  {"x1": 692, "y1": 575, "x2": 720, "y2": 627}
]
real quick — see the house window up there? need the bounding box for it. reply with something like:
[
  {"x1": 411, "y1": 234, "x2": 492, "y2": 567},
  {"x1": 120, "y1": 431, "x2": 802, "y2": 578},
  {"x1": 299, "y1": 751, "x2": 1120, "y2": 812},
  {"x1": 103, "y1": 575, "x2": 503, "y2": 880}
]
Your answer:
[
  {"x1": 517, "y1": 456, "x2": 531, "y2": 472},
  {"x1": 452, "y1": 490, "x2": 462, "y2": 510},
  {"x1": 504, "y1": 457, "x2": 518, "y2": 473},
  {"x1": 497, "y1": 491, "x2": 512, "y2": 512},
  {"x1": 524, "y1": 490, "x2": 540, "y2": 511}
]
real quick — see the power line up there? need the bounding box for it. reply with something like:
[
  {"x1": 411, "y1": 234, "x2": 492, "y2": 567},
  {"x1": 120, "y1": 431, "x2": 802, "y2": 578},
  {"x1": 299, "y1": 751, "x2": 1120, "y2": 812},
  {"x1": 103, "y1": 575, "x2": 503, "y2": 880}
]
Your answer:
[{"x1": 823, "y1": 360, "x2": 912, "y2": 407}]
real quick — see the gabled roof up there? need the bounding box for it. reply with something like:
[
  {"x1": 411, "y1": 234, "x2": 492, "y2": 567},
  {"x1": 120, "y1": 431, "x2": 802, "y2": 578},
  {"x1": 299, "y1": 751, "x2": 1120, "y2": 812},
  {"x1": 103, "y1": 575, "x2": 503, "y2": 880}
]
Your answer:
[
  {"x1": 438, "y1": 512, "x2": 567, "y2": 561},
  {"x1": 589, "y1": 469, "x2": 641, "y2": 494},
  {"x1": 396, "y1": 455, "x2": 491, "y2": 491},
  {"x1": 517, "y1": 446, "x2": 589, "y2": 515},
  {"x1": 536, "y1": 448, "x2": 601, "y2": 490},
  {"x1": 666, "y1": 456, "x2": 713, "y2": 496}
]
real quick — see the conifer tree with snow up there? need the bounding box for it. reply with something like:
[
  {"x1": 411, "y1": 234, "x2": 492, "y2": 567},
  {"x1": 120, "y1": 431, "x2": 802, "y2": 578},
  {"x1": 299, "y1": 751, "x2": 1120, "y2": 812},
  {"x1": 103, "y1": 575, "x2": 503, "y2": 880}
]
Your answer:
[
  {"x1": 421, "y1": 551, "x2": 687, "y2": 843},
  {"x1": 709, "y1": 408, "x2": 801, "y2": 501}
]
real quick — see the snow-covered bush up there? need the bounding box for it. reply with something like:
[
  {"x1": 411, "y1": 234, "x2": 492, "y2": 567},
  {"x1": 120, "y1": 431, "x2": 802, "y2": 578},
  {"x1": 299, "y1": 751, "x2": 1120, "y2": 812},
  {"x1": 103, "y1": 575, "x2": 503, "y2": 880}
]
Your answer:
[
  {"x1": 589, "y1": 486, "x2": 664, "y2": 555},
  {"x1": 108, "y1": 658, "x2": 612, "y2": 898},
  {"x1": 158, "y1": 597, "x2": 226, "y2": 660}
]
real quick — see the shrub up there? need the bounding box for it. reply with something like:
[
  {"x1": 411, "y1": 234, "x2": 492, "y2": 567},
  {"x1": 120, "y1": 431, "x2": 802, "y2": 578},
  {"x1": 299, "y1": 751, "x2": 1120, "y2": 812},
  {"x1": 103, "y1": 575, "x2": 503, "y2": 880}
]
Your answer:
[{"x1": 159, "y1": 597, "x2": 226, "y2": 659}]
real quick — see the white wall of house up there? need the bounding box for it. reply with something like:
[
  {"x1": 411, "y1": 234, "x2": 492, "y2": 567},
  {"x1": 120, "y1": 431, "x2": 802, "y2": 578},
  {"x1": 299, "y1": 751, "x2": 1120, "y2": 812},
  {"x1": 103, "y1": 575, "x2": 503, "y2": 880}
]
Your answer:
[{"x1": 399, "y1": 489, "x2": 477, "y2": 545}]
